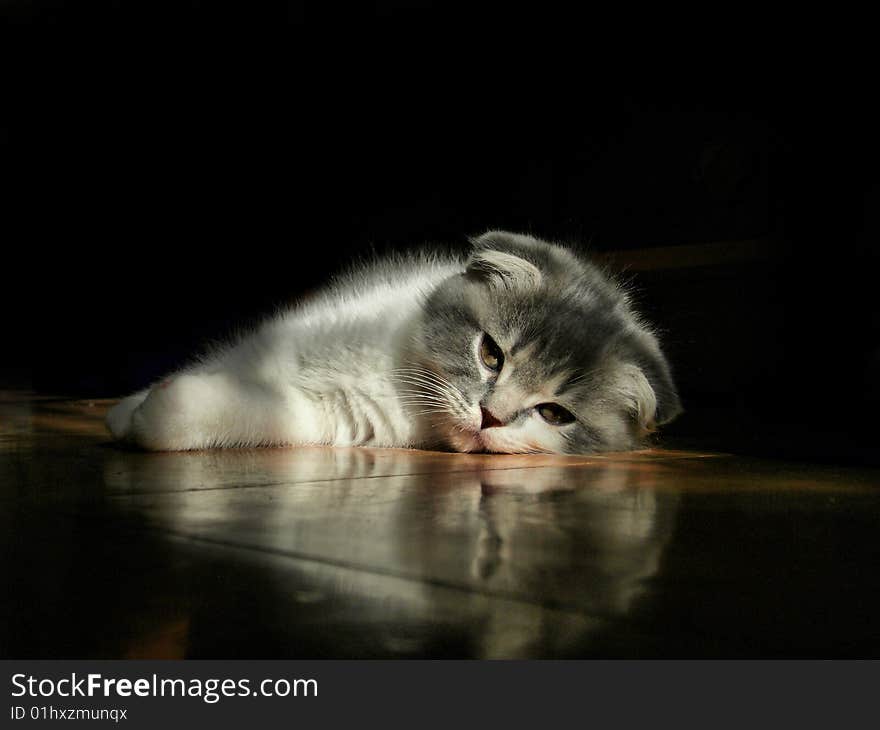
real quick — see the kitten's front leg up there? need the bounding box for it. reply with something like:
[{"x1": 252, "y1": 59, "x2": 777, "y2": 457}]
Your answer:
[{"x1": 112, "y1": 372, "x2": 295, "y2": 451}]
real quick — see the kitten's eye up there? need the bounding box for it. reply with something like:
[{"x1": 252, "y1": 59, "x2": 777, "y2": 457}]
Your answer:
[
  {"x1": 479, "y1": 333, "x2": 504, "y2": 372},
  {"x1": 536, "y1": 403, "x2": 576, "y2": 426}
]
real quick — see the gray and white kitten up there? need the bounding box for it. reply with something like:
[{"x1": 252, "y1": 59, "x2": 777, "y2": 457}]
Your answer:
[{"x1": 107, "y1": 231, "x2": 681, "y2": 453}]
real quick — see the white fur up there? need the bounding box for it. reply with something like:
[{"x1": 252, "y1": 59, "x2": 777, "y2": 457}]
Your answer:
[
  {"x1": 108, "y1": 256, "x2": 461, "y2": 451},
  {"x1": 107, "y1": 238, "x2": 672, "y2": 454}
]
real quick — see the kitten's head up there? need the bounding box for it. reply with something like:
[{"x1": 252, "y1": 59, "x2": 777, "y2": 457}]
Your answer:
[{"x1": 402, "y1": 231, "x2": 681, "y2": 454}]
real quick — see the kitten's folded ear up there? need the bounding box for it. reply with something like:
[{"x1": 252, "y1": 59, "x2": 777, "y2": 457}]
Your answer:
[
  {"x1": 630, "y1": 335, "x2": 683, "y2": 428},
  {"x1": 618, "y1": 355, "x2": 682, "y2": 436},
  {"x1": 648, "y1": 367, "x2": 682, "y2": 427},
  {"x1": 465, "y1": 231, "x2": 544, "y2": 289}
]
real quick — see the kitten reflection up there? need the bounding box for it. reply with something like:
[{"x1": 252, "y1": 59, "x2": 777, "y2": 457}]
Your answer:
[
  {"x1": 471, "y1": 466, "x2": 672, "y2": 615},
  {"x1": 392, "y1": 462, "x2": 678, "y2": 657},
  {"x1": 102, "y1": 448, "x2": 678, "y2": 658},
  {"x1": 103, "y1": 446, "x2": 390, "y2": 495}
]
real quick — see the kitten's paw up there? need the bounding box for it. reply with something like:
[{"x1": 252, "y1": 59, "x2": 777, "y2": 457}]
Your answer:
[
  {"x1": 106, "y1": 390, "x2": 149, "y2": 441},
  {"x1": 129, "y1": 375, "x2": 214, "y2": 451}
]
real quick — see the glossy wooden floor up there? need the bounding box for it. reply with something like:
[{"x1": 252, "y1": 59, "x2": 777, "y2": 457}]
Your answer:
[{"x1": 2, "y1": 392, "x2": 879, "y2": 658}]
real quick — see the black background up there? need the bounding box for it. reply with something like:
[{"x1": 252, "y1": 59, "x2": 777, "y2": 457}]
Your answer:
[{"x1": 2, "y1": 2, "x2": 878, "y2": 463}]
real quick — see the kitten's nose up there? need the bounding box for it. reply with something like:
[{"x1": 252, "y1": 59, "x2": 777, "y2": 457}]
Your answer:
[{"x1": 480, "y1": 406, "x2": 504, "y2": 430}]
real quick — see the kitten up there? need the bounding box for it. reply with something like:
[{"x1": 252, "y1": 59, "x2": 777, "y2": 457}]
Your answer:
[{"x1": 106, "y1": 231, "x2": 681, "y2": 453}]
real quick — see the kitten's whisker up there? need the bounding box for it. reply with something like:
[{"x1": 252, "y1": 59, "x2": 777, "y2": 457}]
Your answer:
[
  {"x1": 391, "y1": 374, "x2": 456, "y2": 390},
  {"x1": 396, "y1": 392, "x2": 456, "y2": 404},
  {"x1": 392, "y1": 365, "x2": 468, "y2": 399},
  {"x1": 394, "y1": 378, "x2": 469, "y2": 411},
  {"x1": 392, "y1": 379, "x2": 457, "y2": 395},
  {"x1": 395, "y1": 382, "x2": 451, "y2": 396},
  {"x1": 395, "y1": 390, "x2": 451, "y2": 399}
]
